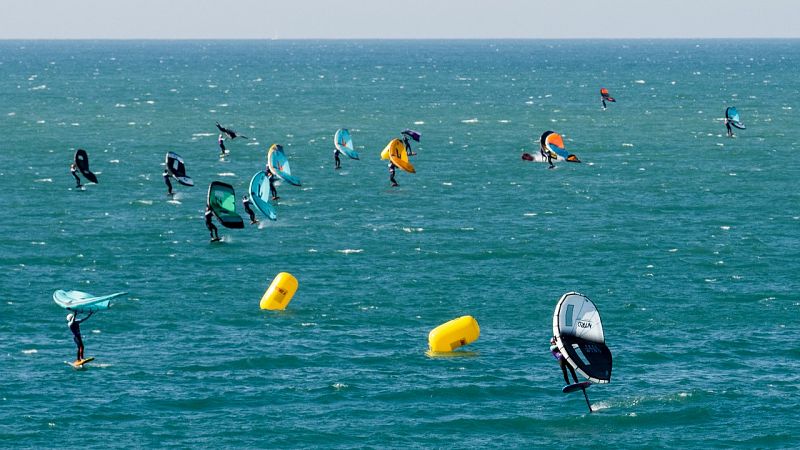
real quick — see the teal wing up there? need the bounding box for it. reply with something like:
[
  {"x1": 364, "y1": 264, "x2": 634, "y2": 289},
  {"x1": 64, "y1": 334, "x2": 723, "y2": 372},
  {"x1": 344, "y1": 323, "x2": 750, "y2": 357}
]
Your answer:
[
  {"x1": 53, "y1": 290, "x2": 126, "y2": 312},
  {"x1": 249, "y1": 171, "x2": 277, "y2": 221}
]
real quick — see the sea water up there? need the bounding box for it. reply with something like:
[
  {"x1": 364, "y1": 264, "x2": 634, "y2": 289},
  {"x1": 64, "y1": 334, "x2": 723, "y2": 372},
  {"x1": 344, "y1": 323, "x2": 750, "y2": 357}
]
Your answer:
[{"x1": 0, "y1": 40, "x2": 798, "y2": 448}]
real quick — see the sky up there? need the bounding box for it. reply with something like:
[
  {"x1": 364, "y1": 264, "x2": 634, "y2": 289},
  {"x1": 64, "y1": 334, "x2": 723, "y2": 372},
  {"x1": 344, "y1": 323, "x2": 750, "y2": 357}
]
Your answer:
[{"x1": 1, "y1": 0, "x2": 798, "y2": 39}]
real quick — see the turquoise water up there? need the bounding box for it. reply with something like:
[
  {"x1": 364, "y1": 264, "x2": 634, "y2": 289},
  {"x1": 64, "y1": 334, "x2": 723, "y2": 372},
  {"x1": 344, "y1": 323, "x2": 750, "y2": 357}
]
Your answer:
[{"x1": 1, "y1": 40, "x2": 799, "y2": 448}]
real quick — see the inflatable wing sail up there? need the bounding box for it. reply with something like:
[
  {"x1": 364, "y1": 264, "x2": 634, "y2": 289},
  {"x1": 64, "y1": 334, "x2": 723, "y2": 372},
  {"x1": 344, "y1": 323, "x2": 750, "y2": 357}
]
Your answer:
[
  {"x1": 267, "y1": 144, "x2": 302, "y2": 186},
  {"x1": 552, "y1": 292, "x2": 613, "y2": 384},
  {"x1": 165, "y1": 152, "x2": 194, "y2": 186},
  {"x1": 334, "y1": 128, "x2": 359, "y2": 160},
  {"x1": 380, "y1": 139, "x2": 416, "y2": 173},
  {"x1": 249, "y1": 171, "x2": 277, "y2": 221},
  {"x1": 600, "y1": 88, "x2": 616, "y2": 102},
  {"x1": 540, "y1": 131, "x2": 580, "y2": 163},
  {"x1": 207, "y1": 181, "x2": 244, "y2": 228},
  {"x1": 74, "y1": 149, "x2": 98, "y2": 183},
  {"x1": 401, "y1": 129, "x2": 422, "y2": 142},
  {"x1": 53, "y1": 290, "x2": 127, "y2": 313},
  {"x1": 726, "y1": 107, "x2": 745, "y2": 130}
]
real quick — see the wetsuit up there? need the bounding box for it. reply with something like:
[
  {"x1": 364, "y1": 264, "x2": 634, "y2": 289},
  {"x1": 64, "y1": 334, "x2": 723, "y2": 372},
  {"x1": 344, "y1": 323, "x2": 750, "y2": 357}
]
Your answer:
[
  {"x1": 725, "y1": 118, "x2": 733, "y2": 137},
  {"x1": 403, "y1": 136, "x2": 416, "y2": 156},
  {"x1": 68, "y1": 312, "x2": 93, "y2": 360},
  {"x1": 243, "y1": 197, "x2": 257, "y2": 223},
  {"x1": 266, "y1": 169, "x2": 278, "y2": 200},
  {"x1": 218, "y1": 134, "x2": 227, "y2": 156},
  {"x1": 163, "y1": 170, "x2": 173, "y2": 195},
  {"x1": 551, "y1": 343, "x2": 578, "y2": 385},
  {"x1": 388, "y1": 163, "x2": 398, "y2": 187},
  {"x1": 71, "y1": 165, "x2": 82, "y2": 188},
  {"x1": 541, "y1": 145, "x2": 554, "y2": 169},
  {"x1": 334, "y1": 148, "x2": 341, "y2": 169},
  {"x1": 205, "y1": 208, "x2": 219, "y2": 240},
  {"x1": 602, "y1": 98, "x2": 607, "y2": 109}
]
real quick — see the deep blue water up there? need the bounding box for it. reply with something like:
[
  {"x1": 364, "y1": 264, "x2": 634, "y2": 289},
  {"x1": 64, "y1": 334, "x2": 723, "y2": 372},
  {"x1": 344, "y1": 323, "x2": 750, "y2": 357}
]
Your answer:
[{"x1": 1, "y1": 40, "x2": 799, "y2": 448}]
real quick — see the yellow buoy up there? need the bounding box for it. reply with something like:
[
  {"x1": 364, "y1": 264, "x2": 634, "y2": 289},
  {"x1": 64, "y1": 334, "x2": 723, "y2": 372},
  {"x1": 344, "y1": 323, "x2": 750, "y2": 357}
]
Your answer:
[
  {"x1": 428, "y1": 315, "x2": 480, "y2": 353},
  {"x1": 259, "y1": 272, "x2": 298, "y2": 310}
]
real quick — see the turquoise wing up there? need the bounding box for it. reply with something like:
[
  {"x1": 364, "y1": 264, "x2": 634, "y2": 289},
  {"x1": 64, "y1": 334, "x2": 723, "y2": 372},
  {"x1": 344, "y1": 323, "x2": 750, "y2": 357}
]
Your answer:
[
  {"x1": 249, "y1": 171, "x2": 277, "y2": 221},
  {"x1": 335, "y1": 128, "x2": 359, "y2": 160},
  {"x1": 53, "y1": 290, "x2": 126, "y2": 313}
]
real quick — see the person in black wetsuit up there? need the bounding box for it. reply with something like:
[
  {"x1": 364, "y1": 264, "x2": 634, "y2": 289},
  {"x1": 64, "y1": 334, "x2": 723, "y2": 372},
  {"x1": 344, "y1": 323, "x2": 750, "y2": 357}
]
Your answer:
[
  {"x1": 163, "y1": 169, "x2": 173, "y2": 195},
  {"x1": 334, "y1": 146, "x2": 341, "y2": 170},
  {"x1": 402, "y1": 135, "x2": 417, "y2": 157},
  {"x1": 724, "y1": 117, "x2": 734, "y2": 137},
  {"x1": 550, "y1": 336, "x2": 578, "y2": 385},
  {"x1": 388, "y1": 162, "x2": 398, "y2": 187},
  {"x1": 540, "y1": 141, "x2": 554, "y2": 169},
  {"x1": 266, "y1": 167, "x2": 279, "y2": 200},
  {"x1": 218, "y1": 134, "x2": 227, "y2": 157},
  {"x1": 67, "y1": 311, "x2": 94, "y2": 362},
  {"x1": 205, "y1": 205, "x2": 220, "y2": 241},
  {"x1": 242, "y1": 194, "x2": 258, "y2": 224},
  {"x1": 70, "y1": 163, "x2": 82, "y2": 188}
]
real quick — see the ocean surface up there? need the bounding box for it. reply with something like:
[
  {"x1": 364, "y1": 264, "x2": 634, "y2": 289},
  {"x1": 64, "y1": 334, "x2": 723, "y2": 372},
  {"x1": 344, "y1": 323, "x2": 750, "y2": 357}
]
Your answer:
[{"x1": 1, "y1": 40, "x2": 799, "y2": 448}]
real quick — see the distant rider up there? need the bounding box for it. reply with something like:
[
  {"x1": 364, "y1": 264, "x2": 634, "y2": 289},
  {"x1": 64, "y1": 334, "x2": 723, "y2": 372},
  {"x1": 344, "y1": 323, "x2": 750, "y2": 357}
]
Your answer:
[
  {"x1": 70, "y1": 163, "x2": 82, "y2": 188},
  {"x1": 402, "y1": 135, "x2": 417, "y2": 157},
  {"x1": 163, "y1": 169, "x2": 173, "y2": 195},
  {"x1": 242, "y1": 194, "x2": 258, "y2": 224},
  {"x1": 266, "y1": 167, "x2": 279, "y2": 200},
  {"x1": 540, "y1": 141, "x2": 554, "y2": 169},
  {"x1": 205, "y1": 205, "x2": 220, "y2": 241},
  {"x1": 388, "y1": 162, "x2": 398, "y2": 187},
  {"x1": 67, "y1": 311, "x2": 94, "y2": 362},
  {"x1": 334, "y1": 146, "x2": 342, "y2": 170},
  {"x1": 724, "y1": 117, "x2": 734, "y2": 137},
  {"x1": 551, "y1": 336, "x2": 578, "y2": 385},
  {"x1": 218, "y1": 134, "x2": 227, "y2": 156}
]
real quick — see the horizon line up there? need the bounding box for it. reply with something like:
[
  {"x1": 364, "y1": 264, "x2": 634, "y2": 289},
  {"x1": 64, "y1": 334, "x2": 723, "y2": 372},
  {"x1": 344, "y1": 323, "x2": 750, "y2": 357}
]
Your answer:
[{"x1": 2, "y1": 36, "x2": 799, "y2": 41}]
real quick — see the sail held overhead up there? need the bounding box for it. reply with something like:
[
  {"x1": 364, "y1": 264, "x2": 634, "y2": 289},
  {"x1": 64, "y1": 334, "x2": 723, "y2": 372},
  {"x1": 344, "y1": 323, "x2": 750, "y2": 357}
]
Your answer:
[
  {"x1": 401, "y1": 129, "x2": 421, "y2": 142},
  {"x1": 53, "y1": 290, "x2": 127, "y2": 313}
]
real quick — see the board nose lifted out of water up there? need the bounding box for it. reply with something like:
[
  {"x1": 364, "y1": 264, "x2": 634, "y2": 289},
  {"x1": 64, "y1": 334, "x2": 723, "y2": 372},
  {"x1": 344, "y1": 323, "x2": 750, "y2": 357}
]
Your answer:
[{"x1": 65, "y1": 356, "x2": 95, "y2": 369}]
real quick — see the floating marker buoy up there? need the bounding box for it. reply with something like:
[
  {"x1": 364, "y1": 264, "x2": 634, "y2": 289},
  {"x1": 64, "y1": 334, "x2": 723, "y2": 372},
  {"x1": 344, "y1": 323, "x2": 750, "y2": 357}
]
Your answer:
[
  {"x1": 428, "y1": 315, "x2": 480, "y2": 353},
  {"x1": 259, "y1": 272, "x2": 298, "y2": 310}
]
